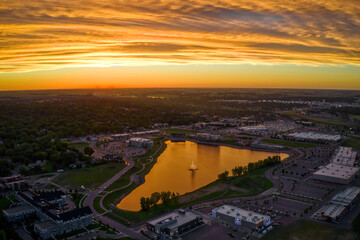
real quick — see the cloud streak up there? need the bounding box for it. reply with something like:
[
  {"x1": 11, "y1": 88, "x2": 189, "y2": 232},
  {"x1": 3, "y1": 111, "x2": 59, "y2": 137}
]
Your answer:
[{"x1": 1, "y1": 0, "x2": 360, "y2": 72}]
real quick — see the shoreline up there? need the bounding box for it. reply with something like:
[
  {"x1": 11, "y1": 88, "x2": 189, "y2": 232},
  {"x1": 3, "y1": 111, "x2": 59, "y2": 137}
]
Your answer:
[{"x1": 115, "y1": 138, "x2": 296, "y2": 213}]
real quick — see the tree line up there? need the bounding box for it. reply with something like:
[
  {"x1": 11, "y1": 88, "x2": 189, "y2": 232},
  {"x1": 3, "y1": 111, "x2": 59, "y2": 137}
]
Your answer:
[
  {"x1": 140, "y1": 191, "x2": 180, "y2": 211},
  {"x1": 218, "y1": 155, "x2": 281, "y2": 179}
]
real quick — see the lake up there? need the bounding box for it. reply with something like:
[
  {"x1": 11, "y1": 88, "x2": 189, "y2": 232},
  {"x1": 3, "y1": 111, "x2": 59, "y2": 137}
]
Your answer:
[{"x1": 117, "y1": 140, "x2": 288, "y2": 211}]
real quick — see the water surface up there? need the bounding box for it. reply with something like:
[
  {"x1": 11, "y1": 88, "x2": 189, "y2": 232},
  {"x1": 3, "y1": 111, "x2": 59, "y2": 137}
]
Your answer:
[{"x1": 118, "y1": 141, "x2": 288, "y2": 211}]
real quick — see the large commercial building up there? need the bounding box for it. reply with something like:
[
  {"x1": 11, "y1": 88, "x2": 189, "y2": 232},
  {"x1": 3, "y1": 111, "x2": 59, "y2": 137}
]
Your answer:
[
  {"x1": 313, "y1": 147, "x2": 359, "y2": 184},
  {"x1": 313, "y1": 164, "x2": 359, "y2": 184},
  {"x1": 316, "y1": 204, "x2": 346, "y2": 222},
  {"x1": 313, "y1": 187, "x2": 360, "y2": 222},
  {"x1": 284, "y1": 132, "x2": 342, "y2": 143},
  {"x1": 330, "y1": 186, "x2": 360, "y2": 208},
  {"x1": 127, "y1": 138, "x2": 154, "y2": 148},
  {"x1": 212, "y1": 205, "x2": 272, "y2": 231},
  {"x1": 146, "y1": 209, "x2": 203, "y2": 239},
  {"x1": 239, "y1": 125, "x2": 268, "y2": 134},
  {"x1": 331, "y1": 147, "x2": 357, "y2": 167},
  {"x1": 3, "y1": 190, "x2": 93, "y2": 239}
]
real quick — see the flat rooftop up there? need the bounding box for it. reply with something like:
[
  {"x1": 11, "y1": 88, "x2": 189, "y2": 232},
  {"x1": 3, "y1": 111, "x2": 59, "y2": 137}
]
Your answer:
[
  {"x1": 3, "y1": 204, "x2": 34, "y2": 215},
  {"x1": 321, "y1": 204, "x2": 346, "y2": 218},
  {"x1": 35, "y1": 220, "x2": 58, "y2": 230},
  {"x1": 213, "y1": 205, "x2": 270, "y2": 224},
  {"x1": 331, "y1": 147, "x2": 357, "y2": 166},
  {"x1": 147, "y1": 210, "x2": 201, "y2": 230},
  {"x1": 286, "y1": 132, "x2": 341, "y2": 141},
  {"x1": 331, "y1": 186, "x2": 360, "y2": 206},
  {"x1": 314, "y1": 164, "x2": 359, "y2": 180}
]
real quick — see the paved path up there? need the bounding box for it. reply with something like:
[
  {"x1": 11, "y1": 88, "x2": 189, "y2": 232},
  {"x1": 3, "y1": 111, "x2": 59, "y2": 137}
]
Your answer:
[
  {"x1": 82, "y1": 140, "x2": 164, "y2": 240},
  {"x1": 82, "y1": 157, "x2": 146, "y2": 239}
]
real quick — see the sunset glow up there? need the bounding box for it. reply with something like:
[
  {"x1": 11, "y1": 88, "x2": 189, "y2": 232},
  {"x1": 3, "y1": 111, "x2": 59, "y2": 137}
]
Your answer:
[{"x1": 1, "y1": 0, "x2": 360, "y2": 90}]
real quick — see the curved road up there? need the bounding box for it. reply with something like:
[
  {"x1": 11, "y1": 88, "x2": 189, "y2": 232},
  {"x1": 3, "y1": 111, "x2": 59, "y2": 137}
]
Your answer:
[{"x1": 83, "y1": 140, "x2": 164, "y2": 240}]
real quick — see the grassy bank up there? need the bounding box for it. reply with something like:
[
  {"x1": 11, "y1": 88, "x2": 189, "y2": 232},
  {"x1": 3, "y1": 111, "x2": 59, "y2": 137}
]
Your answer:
[{"x1": 107, "y1": 167, "x2": 274, "y2": 223}]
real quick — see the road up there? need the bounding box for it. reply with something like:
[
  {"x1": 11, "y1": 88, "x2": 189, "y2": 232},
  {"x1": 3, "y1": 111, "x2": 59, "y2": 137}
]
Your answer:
[
  {"x1": 82, "y1": 157, "x2": 146, "y2": 239},
  {"x1": 82, "y1": 140, "x2": 164, "y2": 240}
]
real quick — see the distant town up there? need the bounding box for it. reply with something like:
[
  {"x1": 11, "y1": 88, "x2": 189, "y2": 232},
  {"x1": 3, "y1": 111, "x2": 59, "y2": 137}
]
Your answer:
[{"x1": 0, "y1": 88, "x2": 359, "y2": 240}]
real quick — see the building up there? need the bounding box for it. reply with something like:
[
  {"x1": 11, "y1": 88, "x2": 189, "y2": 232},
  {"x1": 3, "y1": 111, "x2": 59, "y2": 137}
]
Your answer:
[
  {"x1": 212, "y1": 205, "x2": 272, "y2": 231},
  {"x1": 132, "y1": 130, "x2": 160, "y2": 137},
  {"x1": 146, "y1": 209, "x2": 203, "y2": 239},
  {"x1": 239, "y1": 125, "x2": 269, "y2": 134},
  {"x1": 284, "y1": 132, "x2": 342, "y2": 143},
  {"x1": 196, "y1": 133, "x2": 220, "y2": 142},
  {"x1": 330, "y1": 147, "x2": 357, "y2": 167},
  {"x1": 313, "y1": 164, "x2": 359, "y2": 184},
  {"x1": 127, "y1": 138, "x2": 154, "y2": 148},
  {"x1": 153, "y1": 123, "x2": 169, "y2": 128},
  {"x1": 0, "y1": 175, "x2": 29, "y2": 194},
  {"x1": 3, "y1": 204, "x2": 36, "y2": 223},
  {"x1": 317, "y1": 204, "x2": 346, "y2": 222},
  {"x1": 330, "y1": 186, "x2": 360, "y2": 208},
  {"x1": 3, "y1": 190, "x2": 93, "y2": 239},
  {"x1": 102, "y1": 154, "x2": 123, "y2": 162},
  {"x1": 111, "y1": 133, "x2": 130, "y2": 140},
  {"x1": 312, "y1": 187, "x2": 360, "y2": 222},
  {"x1": 33, "y1": 191, "x2": 66, "y2": 207},
  {"x1": 194, "y1": 122, "x2": 209, "y2": 129}
]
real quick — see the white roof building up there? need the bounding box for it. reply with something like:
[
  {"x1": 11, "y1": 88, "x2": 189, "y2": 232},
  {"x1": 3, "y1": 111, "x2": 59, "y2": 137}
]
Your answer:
[
  {"x1": 313, "y1": 164, "x2": 359, "y2": 184},
  {"x1": 212, "y1": 205, "x2": 271, "y2": 230},
  {"x1": 286, "y1": 132, "x2": 342, "y2": 142},
  {"x1": 330, "y1": 186, "x2": 360, "y2": 207},
  {"x1": 331, "y1": 147, "x2": 357, "y2": 167}
]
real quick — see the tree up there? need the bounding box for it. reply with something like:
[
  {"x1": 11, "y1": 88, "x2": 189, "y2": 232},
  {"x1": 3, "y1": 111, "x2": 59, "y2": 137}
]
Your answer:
[
  {"x1": 140, "y1": 197, "x2": 147, "y2": 210},
  {"x1": 150, "y1": 192, "x2": 161, "y2": 206},
  {"x1": 160, "y1": 191, "x2": 172, "y2": 206},
  {"x1": 218, "y1": 170, "x2": 229, "y2": 180},
  {"x1": 19, "y1": 165, "x2": 28, "y2": 175},
  {"x1": 83, "y1": 146, "x2": 94, "y2": 156},
  {"x1": 0, "y1": 159, "x2": 10, "y2": 177}
]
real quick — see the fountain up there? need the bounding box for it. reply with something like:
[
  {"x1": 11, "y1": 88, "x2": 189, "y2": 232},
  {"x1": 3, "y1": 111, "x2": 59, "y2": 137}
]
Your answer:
[{"x1": 189, "y1": 160, "x2": 198, "y2": 171}]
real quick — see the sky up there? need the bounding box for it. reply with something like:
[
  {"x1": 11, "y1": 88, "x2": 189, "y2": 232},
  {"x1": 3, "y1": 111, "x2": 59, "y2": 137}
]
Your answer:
[{"x1": 0, "y1": 0, "x2": 359, "y2": 90}]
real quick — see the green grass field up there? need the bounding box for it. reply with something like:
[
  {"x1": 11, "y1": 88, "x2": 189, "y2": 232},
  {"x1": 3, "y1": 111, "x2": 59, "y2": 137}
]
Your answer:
[
  {"x1": 52, "y1": 163, "x2": 125, "y2": 189},
  {"x1": 342, "y1": 137, "x2": 360, "y2": 150},
  {"x1": 229, "y1": 168, "x2": 273, "y2": 196},
  {"x1": 262, "y1": 139, "x2": 316, "y2": 148},
  {"x1": 263, "y1": 220, "x2": 356, "y2": 240},
  {"x1": 66, "y1": 141, "x2": 90, "y2": 151},
  {"x1": 351, "y1": 115, "x2": 360, "y2": 121}
]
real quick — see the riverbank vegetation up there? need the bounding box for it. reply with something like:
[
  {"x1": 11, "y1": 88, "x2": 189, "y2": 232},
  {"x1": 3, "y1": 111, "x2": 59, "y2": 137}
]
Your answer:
[
  {"x1": 140, "y1": 191, "x2": 180, "y2": 211},
  {"x1": 107, "y1": 154, "x2": 279, "y2": 224}
]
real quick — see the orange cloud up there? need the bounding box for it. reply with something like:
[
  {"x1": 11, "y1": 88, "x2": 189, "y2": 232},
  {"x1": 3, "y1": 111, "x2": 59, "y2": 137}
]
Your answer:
[{"x1": 0, "y1": 0, "x2": 359, "y2": 73}]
